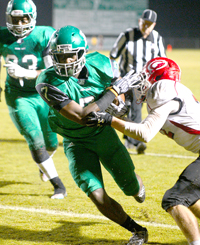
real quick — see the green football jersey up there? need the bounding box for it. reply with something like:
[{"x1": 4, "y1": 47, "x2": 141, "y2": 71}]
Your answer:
[
  {"x1": 0, "y1": 26, "x2": 55, "y2": 94},
  {"x1": 36, "y1": 52, "x2": 114, "y2": 139}
]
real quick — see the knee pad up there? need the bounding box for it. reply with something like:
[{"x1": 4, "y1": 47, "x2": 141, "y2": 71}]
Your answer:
[
  {"x1": 23, "y1": 130, "x2": 46, "y2": 150},
  {"x1": 30, "y1": 147, "x2": 49, "y2": 163}
]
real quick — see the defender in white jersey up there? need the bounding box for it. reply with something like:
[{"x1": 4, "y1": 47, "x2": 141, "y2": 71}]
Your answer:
[{"x1": 85, "y1": 57, "x2": 200, "y2": 245}]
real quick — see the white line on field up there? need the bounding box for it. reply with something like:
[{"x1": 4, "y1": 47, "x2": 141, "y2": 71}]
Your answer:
[
  {"x1": 129, "y1": 151, "x2": 196, "y2": 159},
  {"x1": 0, "y1": 204, "x2": 179, "y2": 230}
]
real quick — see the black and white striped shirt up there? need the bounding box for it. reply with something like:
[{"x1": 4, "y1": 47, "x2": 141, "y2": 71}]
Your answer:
[{"x1": 110, "y1": 27, "x2": 166, "y2": 76}]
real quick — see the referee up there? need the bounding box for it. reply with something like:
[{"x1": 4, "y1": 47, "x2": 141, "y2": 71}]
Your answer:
[{"x1": 110, "y1": 9, "x2": 166, "y2": 154}]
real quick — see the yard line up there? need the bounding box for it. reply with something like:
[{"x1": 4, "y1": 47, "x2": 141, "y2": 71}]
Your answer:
[
  {"x1": 129, "y1": 151, "x2": 196, "y2": 159},
  {"x1": 0, "y1": 204, "x2": 179, "y2": 230}
]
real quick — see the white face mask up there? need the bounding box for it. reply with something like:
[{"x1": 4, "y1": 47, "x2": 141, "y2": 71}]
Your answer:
[
  {"x1": 6, "y1": 10, "x2": 36, "y2": 37},
  {"x1": 134, "y1": 72, "x2": 151, "y2": 104},
  {"x1": 51, "y1": 49, "x2": 86, "y2": 77}
]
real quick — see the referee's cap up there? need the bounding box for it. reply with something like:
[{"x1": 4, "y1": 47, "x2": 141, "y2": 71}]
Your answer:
[{"x1": 141, "y1": 9, "x2": 157, "y2": 23}]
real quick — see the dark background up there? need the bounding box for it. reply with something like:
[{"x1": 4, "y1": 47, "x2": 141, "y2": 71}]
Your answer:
[
  {"x1": 149, "y1": 0, "x2": 200, "y2": 38},
  {"x1": 1, "y1": 0, "x2": 200, "y2": 48}
]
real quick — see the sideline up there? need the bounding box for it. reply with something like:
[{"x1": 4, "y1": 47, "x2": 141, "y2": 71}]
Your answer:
[{"x1": 0, "y1": 204, "x2": 179, "y2": 230}]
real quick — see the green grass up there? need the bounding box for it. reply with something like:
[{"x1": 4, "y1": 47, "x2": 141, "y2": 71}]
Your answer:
[{"x1": 0, "y1": 50, "x2": 200, "y2": 245}]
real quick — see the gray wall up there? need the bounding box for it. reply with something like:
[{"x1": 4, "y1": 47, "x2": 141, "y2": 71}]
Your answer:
[{"x1": 1, "y1": 0, "x2": 200, "y2": 49}]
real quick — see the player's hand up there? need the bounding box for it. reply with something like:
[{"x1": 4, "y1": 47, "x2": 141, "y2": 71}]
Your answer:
[
  {"x1": 84, "y1": 111, "x2": 113, "y2": 127},
  {"x1": 4, "y1": 61, "x2": 37, "y2": 79},
  {"x1": 112, "y1": 69, "x2": 141, "y2": 94},
  {"x1": 106, "y1": 96, "x2": 128, "y2": 118}
]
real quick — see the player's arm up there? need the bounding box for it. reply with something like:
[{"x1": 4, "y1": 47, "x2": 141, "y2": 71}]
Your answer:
[
  {"x1": 36, "y1": 68, "x2": 139, "y2": 125},
  {"x1": 36, "y1": 83, "x2": 114, "y2": 125},
  {"x1": 3, "y1": 39, "x2": 53, "y2": 80},
  {"x1": 60, "y1": 69, "x2": 140, "y2": 122},
  {"x1": 42, "y1": 39, "x2": 53, "y2": 69},
  {"x1": 86, "y1": 100, "x2": 179, "y2": 142}
]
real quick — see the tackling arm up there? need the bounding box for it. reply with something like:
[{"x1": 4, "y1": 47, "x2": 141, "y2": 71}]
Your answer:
[
  {"x1": 85, "y1": 100, "x2": 179, "y2": 141},
  {"x1": 113, "y1": 100, "x2": 179, "y2": 142}
]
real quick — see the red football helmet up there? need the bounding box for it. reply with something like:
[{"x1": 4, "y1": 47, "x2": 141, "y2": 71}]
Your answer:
[
  {"x1": 134, "y1": 57, "x2": 181, "y2": 103},
  {"x1": 143, "y1": 57, "x2": 181, "y2": 84}
]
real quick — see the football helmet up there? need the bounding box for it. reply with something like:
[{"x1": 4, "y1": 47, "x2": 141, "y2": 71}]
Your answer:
[
  {"x1": 6, "y1": 0, "x2": 37, "y2": 38},
  {"x1": 49, "y1": 25, "x2": 88, "y2": 77},
  {"x1": 134, "y1": 57, "x2": 181, "y2": 103}
]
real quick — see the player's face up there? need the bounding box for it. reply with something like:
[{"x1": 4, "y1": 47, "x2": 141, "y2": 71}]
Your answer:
[
  {"x1": 57, "y1": 53, "x2": 77, "y2": 64},
  {"x1": 11, "y1": 15, "x2": 30, "y2": 35},
  {"x1": 56, "y1": 53, "x2": 78, "y2": 77},
  {"x1": 139, "y1": 19, "x2": 156, "y2": 38},
  {"x1": 12, "y1": 16, "x2": 30, "y2": 25}
]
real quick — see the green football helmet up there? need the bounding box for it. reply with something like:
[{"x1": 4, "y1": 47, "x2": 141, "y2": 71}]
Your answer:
[
  {"x1": 49, "y1": 25, "x2": 88, "y2": 77},
  {"x1": 6, "y1": 0, "x2": 37, "y2": 37}
]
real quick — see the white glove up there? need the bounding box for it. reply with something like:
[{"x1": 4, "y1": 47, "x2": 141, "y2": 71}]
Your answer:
[
  {"x1": 4, "y1": 61, "x2": 37, "y2": 80},
  {"x1": 106, "y1": 96, "x2": 128, "y2": 118},
  {"x1": 112, "y1": 69, "x2": 141, "y2": 95}
]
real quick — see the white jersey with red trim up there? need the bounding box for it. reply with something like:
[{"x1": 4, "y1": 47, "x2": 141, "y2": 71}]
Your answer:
[{"x1": 146, "y1": 79, "x2": 200, "y2": 153}]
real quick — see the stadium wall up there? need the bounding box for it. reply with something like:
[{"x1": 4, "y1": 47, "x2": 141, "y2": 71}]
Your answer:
[{"x1": 0, "y1": 0, "x2": 199, "y2": 49}]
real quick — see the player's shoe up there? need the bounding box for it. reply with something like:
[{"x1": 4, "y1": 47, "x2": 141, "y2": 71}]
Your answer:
[
  {"x1": 127, "y1": 228, "x2": 148, "y2": 245},
  {"x1": 39, "y1": 169, "x2": 49, "y2": 182},
  {"x1": 51, "y1": 187, "x2": 67, "y2": 199},
  {"x1": 134, "y1": 185, "x2": 145, "y2": 203},
  {"x1": 124, "y1": 139, "x2": 135, "y2": 149},
  {"x1": 136, "y1": 142, "x2": 146, "y2": 154}
]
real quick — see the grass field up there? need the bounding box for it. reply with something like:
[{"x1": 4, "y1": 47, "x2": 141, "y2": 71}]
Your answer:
[{"x1": 1, "y1": 50, "x2": 200, "y2": 245}]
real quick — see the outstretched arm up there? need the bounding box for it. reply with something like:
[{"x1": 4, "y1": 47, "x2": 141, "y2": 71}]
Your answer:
[{"x1": 85, "y1": 100, "x2": 179, "y2": 142}]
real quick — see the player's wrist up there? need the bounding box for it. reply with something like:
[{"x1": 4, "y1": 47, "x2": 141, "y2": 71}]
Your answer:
[
  {"x1": 102, "y1": 112, "x2": 113, "y2": 126},
  {"x1": 110, "y1": 86, "x2": 120, "y2": 96}
]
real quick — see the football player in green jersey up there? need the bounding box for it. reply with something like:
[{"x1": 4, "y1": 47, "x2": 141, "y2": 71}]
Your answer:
[
  {"x1": 36, "y1": 25, "x2": 148, "y2": 244},
  {"x1": 1, "y1": 0, "x2": 66, "y2": 199}
]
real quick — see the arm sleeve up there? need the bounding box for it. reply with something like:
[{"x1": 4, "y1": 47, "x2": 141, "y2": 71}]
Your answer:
[
  {"x1": 36, "y1": 83, "x2": 72, "y2": 111},
  {"x1": 124, "y1": 100, "x2": 179, "y2": 142},
  {"x1": 42, "y1": 41, "x2": 53, "y2": 68},
  {"x1": 42, "y1": 29, "x2": 56, "y2": 68}
]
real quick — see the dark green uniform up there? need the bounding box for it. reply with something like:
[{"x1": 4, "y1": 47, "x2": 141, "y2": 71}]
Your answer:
[
  {"x1": 0, "y1": 26, "x2": 58, "y2": 151},
  {"x1": 36, "y1": 52, "x2": 139, "y2": 196}
]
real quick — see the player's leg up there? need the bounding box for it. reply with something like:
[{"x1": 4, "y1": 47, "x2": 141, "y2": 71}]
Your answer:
[
  {"x1": 97, "y1": 127, "x2": 145, "y2": 200},
  {"x1": 36, "y1": 96, "x2": 58, "y2": 180},
  {"x1": 64, "y1": 138, "x2": 147, "y2": 244},
  {"x1": 95, "y1": 127, "x2": 147, "y2": 244},
  {"x1": 5, "y1": 93, "x2": 66, "y2": 199},
  {"x1": 30, "y1": 147, "x2": 66, "y2": 199},
  {"x1": 162, "y1": 157, "x2": 200, "y2": 244},
  {"x1": 168, "y1": 205, "x2": 200, "y2": 244},
  {"x1": 190, "y1": 200, "x2": 200, "y2": 219}
]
